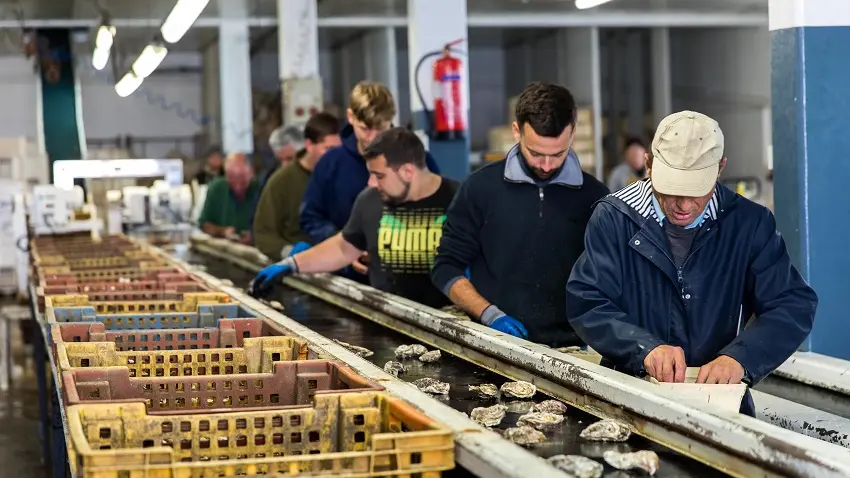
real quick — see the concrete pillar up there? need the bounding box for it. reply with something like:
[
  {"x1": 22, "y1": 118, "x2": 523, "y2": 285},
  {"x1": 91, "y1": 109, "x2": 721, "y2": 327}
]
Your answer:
[
  {"x1": 555, "y1": 28, "x2": 604, "y2": 180},
  {"x1": 407, "y1": 0, "x2": 470, "y2": 180},
  {"x1": 277, "y1": 0, "x2": 322, "y2": 126},
  {"x1": 363, "y1": 27, "x2": 400, "y2": 126},
  {"x1": 625, "y1": 30, "x2": 645, "y2": 139},
  {"x1": 650, "y1": 27, "x2": 672, "y2": 126},
  {"x1": 769, "y1": 0, "x2": 850, "y2": 358},
  {"x1": 218, "y1": 0, "x2": 253, "y2": 154}
]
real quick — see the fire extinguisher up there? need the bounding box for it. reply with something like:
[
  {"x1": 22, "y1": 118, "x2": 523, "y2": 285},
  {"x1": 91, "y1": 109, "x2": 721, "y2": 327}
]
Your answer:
[{"x1": 414, "y1": 39, "x2": 466, "y2": 141}]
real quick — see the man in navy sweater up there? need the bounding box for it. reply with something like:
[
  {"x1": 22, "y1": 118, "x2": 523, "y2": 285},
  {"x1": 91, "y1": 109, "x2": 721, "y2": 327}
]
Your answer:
[
  {"x1": 431, "y1": 82, "x2": 609, "y2": 346},
  {"x1": 300, "y1": 82, "x2": 439, "y2": 280}
]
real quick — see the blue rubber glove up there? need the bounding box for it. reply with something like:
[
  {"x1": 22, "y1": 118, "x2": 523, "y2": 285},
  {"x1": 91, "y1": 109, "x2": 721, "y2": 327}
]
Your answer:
[
  {"x1": 289, "y1": 241, "x2": 311, "y2": 256},
  {"x1": 250, "y1": 257, "x2": 296, "y2": 298},
  {"x1": 480, "y1": 305, "x2": 528, "y2": 339}
]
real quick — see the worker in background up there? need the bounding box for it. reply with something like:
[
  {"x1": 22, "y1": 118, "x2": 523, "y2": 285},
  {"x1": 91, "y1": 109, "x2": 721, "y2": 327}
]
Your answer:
[
  {"x1": 253, "y1": 112, "x2": 342, "y2": 261},
  {"x1": 198, "y1": 152, "x2": 260, "y2": 244},
  {"x1": 193, "y1": 145, "x2": 225, "y2": 185},
  {"x1": 566, "y1": 111, "x2": 817, "y2": 415},
  {"x1": 430, "y1": 82, "x2": 609, "y2": 345},
  {"x1": 607, "y1": 137, "x2": 647, "y2": 192},
  {"x1": 260, "y1": 124, "x2": 306, "y2": 191},
  {"x1": 252, "y1": 127, "x2": 458, "y2": 308},
  {"x1": 300, "y1": 81, "x2": 440, "y2": 280}
]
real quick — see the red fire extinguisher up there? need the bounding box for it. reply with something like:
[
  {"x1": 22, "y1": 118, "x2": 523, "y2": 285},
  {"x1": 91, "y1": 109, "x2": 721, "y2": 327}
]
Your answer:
[{"x1": 415, "y1": 39, "x2": 466, "y2": 140}]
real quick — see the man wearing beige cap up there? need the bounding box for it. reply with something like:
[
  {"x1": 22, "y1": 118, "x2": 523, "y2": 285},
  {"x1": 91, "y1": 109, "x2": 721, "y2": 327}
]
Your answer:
[{"x1": 566, "y1": 111, "x2": 817, "y2": 415}]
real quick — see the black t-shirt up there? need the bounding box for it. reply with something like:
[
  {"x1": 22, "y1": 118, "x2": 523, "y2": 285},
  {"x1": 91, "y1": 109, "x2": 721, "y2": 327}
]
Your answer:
[
  {"x1": 664, "y1": 221, "x2": 698, "y2": 269},
  {"x1": 342, "y1": 177, "x2": 459, "y2": 308}
]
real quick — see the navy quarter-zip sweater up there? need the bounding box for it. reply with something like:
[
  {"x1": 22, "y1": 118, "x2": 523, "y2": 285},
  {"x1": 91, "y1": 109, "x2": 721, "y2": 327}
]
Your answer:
[{"x1": 431, "y1": 145, "x2": 609, "y2": 346}]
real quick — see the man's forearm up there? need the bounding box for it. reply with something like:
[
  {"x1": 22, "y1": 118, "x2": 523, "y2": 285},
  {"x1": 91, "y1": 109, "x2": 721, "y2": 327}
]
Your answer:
[
  {"x1": 447, "y1": 278, "x2": 492, "y2": 320},
  {"x1": 290, "y1": 233, "x2": 361, "y2": 274},
  {"x1": 202, "y1": 222, "x2": 229, "y2": 238}
]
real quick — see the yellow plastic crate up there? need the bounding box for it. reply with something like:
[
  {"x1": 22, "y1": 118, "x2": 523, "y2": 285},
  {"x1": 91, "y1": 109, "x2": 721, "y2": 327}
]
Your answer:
[
  {"x1": 67, "y1": 392, "x2": 454, "y2": 477},
  {"x1": 38, "y1": 259, "x2": 168, "y2": 275},
  {"x1": 56, "y1": 336, "x2": 315, "y2": 376},
  {"x1": 44, "y1": 293, "x2": 231, "y2": 314}
]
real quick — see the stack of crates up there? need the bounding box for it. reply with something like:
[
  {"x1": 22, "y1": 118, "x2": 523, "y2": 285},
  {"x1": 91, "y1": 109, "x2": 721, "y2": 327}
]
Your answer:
[{"x1": 32, "y1": 234, "x2": 455, "y2": 477}]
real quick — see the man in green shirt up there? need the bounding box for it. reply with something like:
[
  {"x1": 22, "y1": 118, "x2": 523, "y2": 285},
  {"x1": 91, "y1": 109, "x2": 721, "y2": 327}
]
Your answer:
[
  {"x1": 198, "y1": 152, "x2": 259, "y2": 244},
  {"x1": 253, "y1": 112, "x2": 341, "y2": 260}
]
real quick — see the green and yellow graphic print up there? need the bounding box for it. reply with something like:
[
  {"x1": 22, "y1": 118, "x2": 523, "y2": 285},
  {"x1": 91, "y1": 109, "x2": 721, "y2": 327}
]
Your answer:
[{"x1": 377, "y1": 207, "x2": 447, "y2": 273}]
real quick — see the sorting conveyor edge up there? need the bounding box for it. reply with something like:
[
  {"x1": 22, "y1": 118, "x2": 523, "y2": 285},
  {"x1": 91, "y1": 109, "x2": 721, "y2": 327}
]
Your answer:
[
  {"x1": 182, "y1": 233, "x2": 850, "y2": 478},
  {"x1": 775, "y1": 352, "x2": 850, "y2": 396}
]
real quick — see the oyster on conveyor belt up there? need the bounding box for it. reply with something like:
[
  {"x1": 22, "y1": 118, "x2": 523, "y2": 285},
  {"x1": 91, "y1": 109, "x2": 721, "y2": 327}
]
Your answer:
[
  {"x1": 268, "y1": 300, "x2": 284, "y2": 311},
  {"x1": 394, "y1": 344, "x2": 428, "y2": 359},
  {"x1": 331, "y1": 339, "x2": 374, "y2": 358},
  {"x1": 546, "y1": 455, "x2": 604, "y2": 478},
  {"x1": 579, "y1": 420, "x2": 632, "y2": 442},
  {"x1": 503, "y1": 426, "x2": 546, "y2": 446},
  {"x1": 468, "y1": 383, "x2": 498, "y2": 398},
  {"x1": 412, "y1": 378, "x2": 450, "y2": 395},
  {"x1": 603, "y1": 450, "x2": 660, "y2": 475},
  {"x1": 516, "y1": 412, "x2": 564, "y2": 430},
  {"x1": 500, "y1": 381, "x2": 536, "y2": 399},
  {"x1": 534, "y1": 399, "x2": 568, "y2": 415},
  {"x1": 418, "y1": 349, "x2": 442, "y2": 363},
  {"x1": 383, "y1": 361, "x2": 406, "y2": 377},
  {"x1": 470, "y1": 404, "x2": 507, "y2": 427}
]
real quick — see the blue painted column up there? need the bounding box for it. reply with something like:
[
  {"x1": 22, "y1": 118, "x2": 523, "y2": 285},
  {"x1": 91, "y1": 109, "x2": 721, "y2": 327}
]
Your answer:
[
  {"x1": 407, "y1": 0, "x2": 470, "y2": 181},
  {"x1": 769, "y1": 0, "x2": 850, "y2": 358}
]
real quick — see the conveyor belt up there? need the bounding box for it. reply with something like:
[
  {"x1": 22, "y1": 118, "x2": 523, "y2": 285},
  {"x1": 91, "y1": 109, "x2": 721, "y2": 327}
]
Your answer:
[
  {"x1": 756, "y1": 376, "x2": 850, "y2": 420},
  {"x1": 185, "y1": 249, "x2": 726, "y2": 477}
]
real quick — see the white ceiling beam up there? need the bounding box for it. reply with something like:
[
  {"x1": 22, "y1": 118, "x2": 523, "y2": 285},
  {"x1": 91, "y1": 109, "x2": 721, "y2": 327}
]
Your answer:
[{"x1": 0, "y1": 11, "x2": 767, "y2": 29}]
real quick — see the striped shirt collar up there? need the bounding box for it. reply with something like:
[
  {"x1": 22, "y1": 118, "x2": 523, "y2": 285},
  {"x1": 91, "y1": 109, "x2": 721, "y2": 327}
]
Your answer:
[{"x1": 609, "y1": 178, "x2": 718, "y2": 227}]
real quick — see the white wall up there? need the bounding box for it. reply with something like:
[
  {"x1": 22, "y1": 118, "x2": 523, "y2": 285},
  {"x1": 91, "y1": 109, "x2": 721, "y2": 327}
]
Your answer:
[
  {"x1": 77, "y1": 52, "x2": 204, "y2": 159},
  {"x1": 670, "y1": 27, "x2": 771, "y2": 180},
  {"x1": 0, "y1": 56, "x2": 39, "y2": 142}
]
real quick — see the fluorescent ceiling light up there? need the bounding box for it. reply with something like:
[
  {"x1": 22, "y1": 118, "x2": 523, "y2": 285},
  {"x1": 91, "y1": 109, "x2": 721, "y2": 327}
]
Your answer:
[
  {"x1": 95, "y1": 24, "x2": 116, "y2": 50},
  {"x1": 92, "y1": 47, "x2": 109, "y2": 70},
  {"x1": 115, "y1": 71, "x2": 143, "y2": 97},
  {"x1": 131, "y1": 43, "x2": 168, "y2": 78},
  {"x1": 575, "y1": 0, "x2": 614, "y2": 9},
  {"x1": 161, "y1": 0, "x2": 211, "y2": 44}
]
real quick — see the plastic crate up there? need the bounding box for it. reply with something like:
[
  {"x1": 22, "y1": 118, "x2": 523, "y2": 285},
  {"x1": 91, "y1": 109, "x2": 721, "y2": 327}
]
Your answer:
[
  {"x1": 62, "y1": 360, "x2": 383, "y2": 412},
  {"x1": 37, "y1": 282, "x2": 210, "y2": 312},
  {"x1": 46, "y1": 303, "x2": 257, "y2": 327},
  {"x1": 50, "y1": 318, "x2": 297, "y2": 351},
  {"x1": 32, "y1": 248, "x2": 149, "y2": 264},
  {"x1": 66, "y1": 392, "x2": 454, "y2": 477},
  {"x1": 37, "y1": 259, "x2": 168, "y2": 275},
  {"x1": 56, "y1": 336, "x2": 316, "y2": 375},
  {"x1": 40, "y1": 270, "x2": 194, "y2": 286},
  {"x1": 44, "y1": 293, "x2": 232, "y2": 314}
]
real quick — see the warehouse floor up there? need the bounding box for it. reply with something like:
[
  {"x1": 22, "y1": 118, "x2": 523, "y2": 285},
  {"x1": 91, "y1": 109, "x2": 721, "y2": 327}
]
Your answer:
[{"x1": 0, "y1": 368, "x2": 47, "y2": 477}]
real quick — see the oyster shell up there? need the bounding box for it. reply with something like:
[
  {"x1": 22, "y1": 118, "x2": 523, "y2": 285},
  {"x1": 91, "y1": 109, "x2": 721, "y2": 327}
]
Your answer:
[
  {"x1": 441, "y1": 305, "x2": 469, "y2": 319},
  {"x1": 603, "y1": 450, "x2": 660, "y2": 475},
  {"x1": 503, "y1": 426, "x2": 546, "y2": 446},
  {"x1": 534, "y1": 399, "x2": 568, "y2": 415},
  {"x1": 516, "y1": 412, "x2": 564, "y2": 430},
  {"x1": 470, "y1": 404, "x2": 508, "y2": 427},
  {"x1": 383, "y1": 361, "x2": 406, "y2": 377},
  {"x1": 504, "y1": 400, "x2": 535, "y2": 414},
  {"x1": 468, "y1": 383, "x2": 499, "y2": 398},
  {"x1": 220, "y1": 279, "x2": 234, "y2": 286},
  {"x1": 331, "y1": 339, "x2": 374, "y2": 358},
  {"x1": 546, "y1": 455, "x2": 604, "y2": 478},
  {"x1": 269, "y1": 300, "x2": 284, "y2": 311},
  {"x1": 418, "y1": 349, "x2": 442, "y2": 363},
  {"x1": 412, "y1": 378, "x2": 450, "y2": 395},
  {"x1": 394, "y1": 344, "x2": 428, "y2": 359},
  {"x1": 500, "y1": 381, "x2": 536, "y2": 399},
  {"x1": 579, "y1": 420, "x2": 631, "y2": 442},
  {"x1": 554, "y1": 346, "x2": 582, "y2": 353}
]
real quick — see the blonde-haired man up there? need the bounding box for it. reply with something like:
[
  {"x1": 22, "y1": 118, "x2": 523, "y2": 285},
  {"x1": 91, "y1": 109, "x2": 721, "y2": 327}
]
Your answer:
[{"x1": 300, "y1": 81, "x2": 440, "y2": 280}]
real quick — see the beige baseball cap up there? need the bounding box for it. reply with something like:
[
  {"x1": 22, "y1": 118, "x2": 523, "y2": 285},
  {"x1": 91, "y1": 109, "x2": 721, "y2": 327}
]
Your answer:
[{"x1": 650, "y1": 111, "x2": 724, "y2": 197}]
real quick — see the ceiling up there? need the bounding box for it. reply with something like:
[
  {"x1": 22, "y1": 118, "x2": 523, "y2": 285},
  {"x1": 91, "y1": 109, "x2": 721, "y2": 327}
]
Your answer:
[{"x1": 0, "y1": 0, "x2": 768, "y2": 55}]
